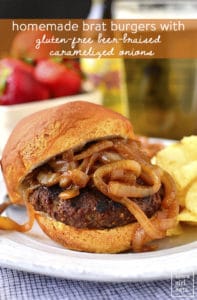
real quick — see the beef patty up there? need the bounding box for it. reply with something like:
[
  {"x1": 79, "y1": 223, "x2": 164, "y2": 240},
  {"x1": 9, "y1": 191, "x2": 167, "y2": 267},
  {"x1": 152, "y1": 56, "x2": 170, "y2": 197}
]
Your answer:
[{"x1": 29, "y1": 185, "x2": 163, "y2": 229}]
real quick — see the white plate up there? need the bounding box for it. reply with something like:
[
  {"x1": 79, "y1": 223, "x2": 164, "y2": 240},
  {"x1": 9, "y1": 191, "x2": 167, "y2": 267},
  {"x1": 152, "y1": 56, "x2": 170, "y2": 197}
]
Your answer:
[{"x1": 0, "y1": 144, "x2": 197, "y2": 282}]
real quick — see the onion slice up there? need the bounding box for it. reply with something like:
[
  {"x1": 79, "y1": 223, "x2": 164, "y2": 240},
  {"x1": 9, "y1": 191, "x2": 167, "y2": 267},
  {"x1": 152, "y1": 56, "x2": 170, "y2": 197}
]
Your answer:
[
  {"x1": 113, "y1": 139, "x2": 149, "y2": 163},
  {"x1": 100, "y1": 151, "x2": 122, "y2": 163},
  {"x1": 59, "y1": 189, "x2": 79, "y2": 200},
  {"x1": 108, "y1": 181, "x2": 156, "y2": 198},
  {"x1": 161, "y1": 171, "x2": 177, "y2": 208},
  {"x1": 70, "y1": 169, "x2": 89, "y2": 187},
  {"x1": 37, "y1": 172, "x2": 60, "y2": 187},
  {"x1": 118, "y1": 197, "x2": 163, "y2": 239},
  {"x1": 109, "y1": 164, "x2": 161, "y2": 198},
  {"x1": 0, "y1": 200, "x2": 12, "y2": 214},
  {"x1": 82, "y1": 153, "x2": 100, "y2": 174},
  {"x1": 93, "y1": 160, "x2": 141, "y2": 196},
  {"x1": 0, "y1": 203, "x2": 34, "y2": 232},
  {"x1": 74, "y1": 140, "x2": 113, "y2": 161}
]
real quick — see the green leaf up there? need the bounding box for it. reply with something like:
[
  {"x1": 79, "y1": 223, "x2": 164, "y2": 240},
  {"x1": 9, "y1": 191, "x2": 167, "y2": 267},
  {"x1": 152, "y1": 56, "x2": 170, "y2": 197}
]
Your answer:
[
  {"x1": 22, "y1": 57, "x2": 35, "y2": 66},
  {"x1": 0, "y1": 67, "x2": 12, "y2": 96},
  {"x1": 52, "y1": 57, "x2": 63, "y2": 64}
]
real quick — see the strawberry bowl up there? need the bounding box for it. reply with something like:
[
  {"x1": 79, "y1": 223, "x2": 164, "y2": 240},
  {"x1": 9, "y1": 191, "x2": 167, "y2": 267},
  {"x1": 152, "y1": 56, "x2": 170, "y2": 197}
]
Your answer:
[{"x1": 0, "y1": 57, "x2": 102, "y2": 154}]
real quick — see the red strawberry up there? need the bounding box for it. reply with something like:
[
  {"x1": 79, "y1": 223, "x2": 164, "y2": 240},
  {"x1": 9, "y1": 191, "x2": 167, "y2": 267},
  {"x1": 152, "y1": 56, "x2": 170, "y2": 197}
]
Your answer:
[
  {"x1": 0, "y1": 58, "x2": 34, "y2": 74},
  {"x1": 34, "y1": 59, "x2": 82, "y2": 97},
  {"x1": 63, "y1": 59, "x2": 82, "y2": 74},
  {"x1": 0, "y1": 65, "x2": 50, "y2": 105}
]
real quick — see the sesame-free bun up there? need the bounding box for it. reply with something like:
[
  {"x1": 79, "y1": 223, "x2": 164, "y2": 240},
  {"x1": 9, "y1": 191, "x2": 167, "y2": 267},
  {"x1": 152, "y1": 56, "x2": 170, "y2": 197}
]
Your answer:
[
  {"x1": 1, "y1": 101, "x2": 134, "y2": 204},
  {"x1": 35, "y1": 212, "x2": 137, "y2": 253}
]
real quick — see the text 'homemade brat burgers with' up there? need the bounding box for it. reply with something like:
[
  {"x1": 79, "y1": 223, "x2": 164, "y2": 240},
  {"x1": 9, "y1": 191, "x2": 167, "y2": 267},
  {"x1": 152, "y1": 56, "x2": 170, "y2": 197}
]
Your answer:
[{"x1": 1, "y1": 101, "x2": 179, "y2": 253}]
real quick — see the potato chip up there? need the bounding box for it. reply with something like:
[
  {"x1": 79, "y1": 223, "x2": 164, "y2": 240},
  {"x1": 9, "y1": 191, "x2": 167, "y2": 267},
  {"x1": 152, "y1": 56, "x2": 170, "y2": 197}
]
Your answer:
[
  {"x1": 167, "y1": 223, "x2": 184, "y2": 236},
  {"x1": 185, "y1": 181, "x2": 197, "y2": 214},
  {"x1": 156, "y1": 144, "x2": 188, "y2": 170},
  {"x1": 172, "y1": 161, "x2": 197, "y2": 190},
  {"x1": 155, "y1": 135, "x2": 197, "y2": 225},
  {"x1": 177, "y1": 208, "x2": 197, "y2": 225},
  {"x1": 181, "y1": 136, "x2": 197, "y2": 160},
  {"x1": 177, "y1": 190, "x2": 187, "y2": 207}
]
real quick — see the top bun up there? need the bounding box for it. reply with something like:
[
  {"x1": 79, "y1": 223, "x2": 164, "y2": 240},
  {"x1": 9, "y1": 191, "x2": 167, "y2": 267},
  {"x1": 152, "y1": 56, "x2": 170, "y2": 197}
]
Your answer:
[{"x1": 1, "y1": 101, "x2": 134, "y2": 204}]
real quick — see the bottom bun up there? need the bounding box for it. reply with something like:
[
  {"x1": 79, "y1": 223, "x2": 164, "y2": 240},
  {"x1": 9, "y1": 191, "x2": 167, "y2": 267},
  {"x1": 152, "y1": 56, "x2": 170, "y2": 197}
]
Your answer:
[{"x1": 35, "y1": 213, "x2": 137, "y2": 253}]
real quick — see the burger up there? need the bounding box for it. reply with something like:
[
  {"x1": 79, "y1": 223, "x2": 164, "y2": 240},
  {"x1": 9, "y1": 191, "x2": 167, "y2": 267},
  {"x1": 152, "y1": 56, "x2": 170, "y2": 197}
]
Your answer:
[{"x1": 1, "y1": 101, "x2": 179, "y2": 253}]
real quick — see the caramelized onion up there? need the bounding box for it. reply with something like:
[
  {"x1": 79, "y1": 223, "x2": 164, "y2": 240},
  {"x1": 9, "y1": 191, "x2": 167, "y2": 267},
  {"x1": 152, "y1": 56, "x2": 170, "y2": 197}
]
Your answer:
[
  {"x1": 48, "y1": 160, "x2": 70, "y2": 173},
  {"x1": 74, "y1": 140, "x2": 113, "y2": 161},
  {"x1": 109, "y1": 181, "x2": 156, "y2": 198},
  {"x1": 59, "y1": 173, "x2": 71, "y2": 188},
  {"x1": 93, "y1": 160, "x2": 141, "y2": 196},
  {"x1": 132, "y1": 224, "x2": 146, "y2": 251},
  {"x1": 110, "y1": 170, "x2": 137, "y2": 186},
  {"x1": 49, "y1": 158, "x2": 78, "y2": 174},
  {"x1": 114, "y1": 139, "x2": 149, "y2": 163},
  {"x1": 108, "y1": 163, "x2": 161, "y2": 198},
  {"x1": 166, "y1": 197, "x2": 179, "y2": 219},
  {"x1": 37, "y1": 172, "x2": 60, "y2": 187},
  {"x1": 59, "y1": 189, "x2": 79, "y2": 200},
  {"x1": 70, "y1": 169, "x2": 89, "y2": 187},
  {"x1": 159, "y1": 218, "x2": 177, "y2": 231},
  {"x1": 100, "y1": 151, "x2": 122, "y2": 163},
  {"x1": 60, "y1": 169, "x2": 89, "y2": 189},
  {"x1": 82, "y1": 153, "x2": 100, "y2": 174},
  {"x1": 78, "y1": 157, "x2": 89, "y2": 172},
  {"x1": 161, "y1": 171, "x2": 177, "y2": 208},
  {"x1": 132, "y1": 197, "x2": 178, "y2": 251},
  {"x1": 118, "y1": 197, "x2": 163, "y2": 239},
  {"x1": 0, "y1": 200, "x2": 12, "y2": 214},
  {"x1": 62, "y1": 149, "x2": 74, "y2": 161},
  {"x1": 110, "y1": 169, "x2": 124, "y2": 180},
  {"x1": 0, "y1": 203, "x2": 34, "y2": 232},
  {"x1": 136, "y1": 135, "x2": 164, "y2": 158}
]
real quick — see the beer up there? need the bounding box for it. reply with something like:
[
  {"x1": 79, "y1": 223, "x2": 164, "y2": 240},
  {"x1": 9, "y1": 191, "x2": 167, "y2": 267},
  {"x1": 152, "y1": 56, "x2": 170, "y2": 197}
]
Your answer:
[{"x1": 124, "y1": 59, "x2": 197, "y2": 139}]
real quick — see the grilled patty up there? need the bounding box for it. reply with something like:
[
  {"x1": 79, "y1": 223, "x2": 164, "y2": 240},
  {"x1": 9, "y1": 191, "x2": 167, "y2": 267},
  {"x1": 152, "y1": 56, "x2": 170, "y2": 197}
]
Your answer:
[{"x1": 29, "y1": 185, "x2": 163, "y2": 229}]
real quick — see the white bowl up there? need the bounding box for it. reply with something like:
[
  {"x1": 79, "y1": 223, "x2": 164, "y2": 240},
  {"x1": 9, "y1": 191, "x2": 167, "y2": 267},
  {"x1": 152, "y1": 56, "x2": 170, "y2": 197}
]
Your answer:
[{"x1": 0, "y1": 89, "x2": 102, "y2": 154}]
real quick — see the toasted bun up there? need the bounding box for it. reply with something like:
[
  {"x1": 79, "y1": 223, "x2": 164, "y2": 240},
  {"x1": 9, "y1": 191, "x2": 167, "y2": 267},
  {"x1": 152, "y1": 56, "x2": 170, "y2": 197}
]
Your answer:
[
  {"x1": 1, "y1": 101, "x2": 134, "y2": 204},
  {"x1": 35, "y1": 212, "x2": 137, "y2": 253}
]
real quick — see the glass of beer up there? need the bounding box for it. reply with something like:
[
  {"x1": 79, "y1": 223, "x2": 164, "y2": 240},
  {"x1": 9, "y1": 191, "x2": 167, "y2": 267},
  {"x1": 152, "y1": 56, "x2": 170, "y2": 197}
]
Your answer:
[{"x1": 124, "y1": 59, "x2": 197, "y2": 139}]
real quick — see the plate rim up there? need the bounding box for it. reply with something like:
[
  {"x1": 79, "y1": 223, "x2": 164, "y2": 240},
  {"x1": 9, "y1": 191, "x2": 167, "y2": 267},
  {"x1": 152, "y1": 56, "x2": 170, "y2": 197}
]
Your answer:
[{"x1": 0, "y1": 234, "x2": 197, "y2": 282}]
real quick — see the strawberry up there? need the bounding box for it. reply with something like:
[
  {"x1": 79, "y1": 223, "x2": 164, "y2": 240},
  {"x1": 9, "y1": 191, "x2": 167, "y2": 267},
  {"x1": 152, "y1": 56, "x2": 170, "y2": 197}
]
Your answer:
[
  {"x1": 34, "y1": 59, "x2": 82, "y2": 97},
  {"x1": 0, "y1": 61, "x2": 50, "y2": 105},
  {"x1": 0, "y1": 58, "x2": 34, "y2": 74},
  {"x1": 63, "y1": 59, "x2": 82, "y2": 74}
]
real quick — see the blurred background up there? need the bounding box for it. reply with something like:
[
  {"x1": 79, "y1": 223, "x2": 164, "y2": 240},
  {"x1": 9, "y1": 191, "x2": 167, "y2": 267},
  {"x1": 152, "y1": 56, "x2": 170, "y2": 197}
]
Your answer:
[
  {"x1": 0, "y1": 0, "x2": 197, "y2": 154},
  {"x1": 85, "y1": 0, "x2": 197, "y2": 140}
]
